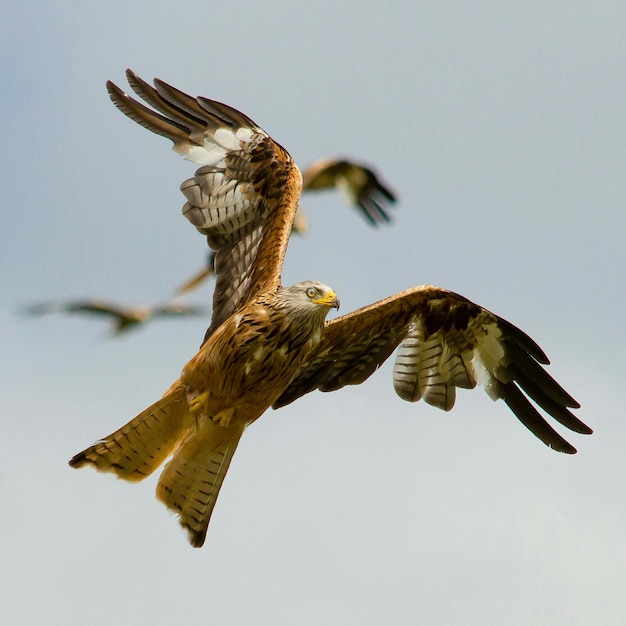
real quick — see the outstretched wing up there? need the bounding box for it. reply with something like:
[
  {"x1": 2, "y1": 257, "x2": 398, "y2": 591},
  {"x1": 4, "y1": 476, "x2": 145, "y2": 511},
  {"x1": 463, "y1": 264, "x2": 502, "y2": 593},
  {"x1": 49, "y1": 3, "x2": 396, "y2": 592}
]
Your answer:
[
  {"x1": 150, "y1": 302, "x2": 209, "y2": 318},
  {"x1": 172, "y1": 156, "x2": 396, "y2": 296},
  {"x1": 24, "y1": 299, "x2": 130, "y2": 319},
  {"x1": 274, "y1": 286, "x2": 591, "y2": 453},
  {"x1": 107, "y1": 69, "x2": 302, "y2": 337},
  {"x1": 301, "y1": 157, "x2": 397, "y2": 224}
]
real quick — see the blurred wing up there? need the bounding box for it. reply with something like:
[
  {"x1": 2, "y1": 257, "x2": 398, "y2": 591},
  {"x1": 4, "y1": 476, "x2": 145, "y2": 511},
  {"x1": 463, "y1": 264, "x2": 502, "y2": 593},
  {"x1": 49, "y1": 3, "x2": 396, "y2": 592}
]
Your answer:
[
  {"x1": 21, "y1": 302, "x2": 62, "y2": 317},
  {"x1": 151, "y1": 303, "x2": 209, "y2": 318},
  {"x1": 291, "y1": 207, "x2": 310, "y2": 235},
  {"x1": 63, "y1": 300, "x2": 134, "y2": 318},
  {"x1": 24, "y1": 299, "x2": 131, "y2": 320},
  {"x1": 274, "y1": 286, "x2": 591, "y2": 453},
  {"x1": 301, "y1": 157, "x2": 397, "y2": 225},
  {"x1": 173, "y1": 252, "x2": 216, "y2": 296},
  {"x1": 107, "y1": 70, "x2": 302, "y2": 337}
]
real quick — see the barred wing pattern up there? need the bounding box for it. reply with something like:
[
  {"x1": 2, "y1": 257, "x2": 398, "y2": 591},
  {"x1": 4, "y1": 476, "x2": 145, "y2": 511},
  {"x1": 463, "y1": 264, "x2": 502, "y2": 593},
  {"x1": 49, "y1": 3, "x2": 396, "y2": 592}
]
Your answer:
[
  {"x1": 274, "y1": 286, "x2": 592, "y2": 453},
  {"x1": 67, "y1": 71, "x2": 594, "y2": 548},
  {"x1": 107, "y1": 70, "x2": 301, "y2": 337},
  {"x1": 172, "y1": 158, "x2": 397, "y2": 296}
]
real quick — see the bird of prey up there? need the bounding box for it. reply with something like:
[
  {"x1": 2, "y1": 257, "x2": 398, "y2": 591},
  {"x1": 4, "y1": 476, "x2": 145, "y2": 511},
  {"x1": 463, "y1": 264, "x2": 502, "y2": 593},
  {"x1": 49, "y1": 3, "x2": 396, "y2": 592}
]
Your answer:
[
  {"x1": 173, "y1": 157, "x2": 395, "y2": 295},
  {"x1": 70, "y1": 70, "x2": 592, "y2": 548},
  {"x1": 300, "y1": 156, "x2": 396, "y2": 225},
  {"x1": 23, "y1": 299, "x2": 208, "y2": 335}
]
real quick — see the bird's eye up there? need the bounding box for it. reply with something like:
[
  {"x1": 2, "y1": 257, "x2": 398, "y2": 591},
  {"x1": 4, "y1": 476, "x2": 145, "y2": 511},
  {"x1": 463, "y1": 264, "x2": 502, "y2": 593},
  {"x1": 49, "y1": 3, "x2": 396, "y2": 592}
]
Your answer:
[{"x1": 306, "y1": 287, "x2": 318, "y2": 299}]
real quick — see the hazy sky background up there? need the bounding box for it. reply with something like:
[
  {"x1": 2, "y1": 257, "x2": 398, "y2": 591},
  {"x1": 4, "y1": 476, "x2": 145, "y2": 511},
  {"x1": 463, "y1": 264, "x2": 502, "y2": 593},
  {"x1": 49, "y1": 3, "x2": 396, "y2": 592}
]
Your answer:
[{"x1": 2, "y1": 1, "x2": 625, "y2": 624}]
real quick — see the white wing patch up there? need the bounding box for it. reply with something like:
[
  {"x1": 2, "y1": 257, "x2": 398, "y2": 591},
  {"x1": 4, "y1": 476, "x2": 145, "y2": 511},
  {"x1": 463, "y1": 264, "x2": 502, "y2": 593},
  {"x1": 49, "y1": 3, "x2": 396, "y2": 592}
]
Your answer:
[
  {"x1": 185, "y1": 144, "x2": 228, "y2": 167},
  {"x1": 218, "y1": 126, "x2": 254, "y2": 147},
  {"x1": 471, "y1": 322, "x2": 508, "y2": 401},
  {"x1": 181, "y1": 127, "x2": 254, "y2": 166}
]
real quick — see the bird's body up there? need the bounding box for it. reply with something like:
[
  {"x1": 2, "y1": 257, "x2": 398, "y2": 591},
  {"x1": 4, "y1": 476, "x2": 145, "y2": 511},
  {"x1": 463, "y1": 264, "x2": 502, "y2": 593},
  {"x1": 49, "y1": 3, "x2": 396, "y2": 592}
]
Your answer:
[
  {"x1": 71, "y1": 281, "x2": 338, "y2": 546},
  {"x1": 70, "y1": 70, "x2": 592, "y2": 547},
  {"x1": 180, "y1": 282, "x2": 338, "y2": 429}
]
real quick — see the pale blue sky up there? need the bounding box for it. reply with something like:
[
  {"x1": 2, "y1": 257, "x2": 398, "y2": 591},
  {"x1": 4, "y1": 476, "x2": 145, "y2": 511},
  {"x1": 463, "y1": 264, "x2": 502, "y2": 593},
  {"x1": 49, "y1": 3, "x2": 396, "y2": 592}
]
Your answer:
[{"x1": 2, "y1": 1, "x2": 625, "y2": 624}]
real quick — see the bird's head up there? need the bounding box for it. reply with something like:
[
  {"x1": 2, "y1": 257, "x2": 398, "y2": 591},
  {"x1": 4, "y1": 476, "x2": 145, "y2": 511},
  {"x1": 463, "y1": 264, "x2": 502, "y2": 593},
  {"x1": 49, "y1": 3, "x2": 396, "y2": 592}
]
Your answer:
[{"x1": 277, "y1": 280, "x2": 340, "y2": 322}]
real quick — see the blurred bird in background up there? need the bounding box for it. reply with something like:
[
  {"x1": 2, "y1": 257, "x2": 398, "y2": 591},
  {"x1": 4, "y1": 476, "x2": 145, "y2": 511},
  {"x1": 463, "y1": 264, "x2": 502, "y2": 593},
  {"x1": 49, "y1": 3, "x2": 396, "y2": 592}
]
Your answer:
[{"x1": 22, "y1": 299, "x2": 209, "y2": 336}]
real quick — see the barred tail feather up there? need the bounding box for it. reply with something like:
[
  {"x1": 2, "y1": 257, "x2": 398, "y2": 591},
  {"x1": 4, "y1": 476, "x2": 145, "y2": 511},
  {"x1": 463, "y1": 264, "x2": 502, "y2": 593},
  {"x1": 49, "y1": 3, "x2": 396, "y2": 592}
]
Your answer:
[
  {"x1": 156, "y1": 420, "x2": 245, "y2": 547},
  {"x1": 69, "y1": 384, "x2": 190, "y2": 481}
]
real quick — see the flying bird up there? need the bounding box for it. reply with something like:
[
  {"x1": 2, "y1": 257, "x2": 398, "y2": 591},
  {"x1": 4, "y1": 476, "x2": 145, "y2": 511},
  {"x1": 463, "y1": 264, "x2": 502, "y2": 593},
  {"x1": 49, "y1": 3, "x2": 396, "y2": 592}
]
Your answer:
[
  {"x1": 23, "y1": 299, "x2": 209, "y2": 335},
  {"x1": 173, "y1": 157, "x2": 395, "y2": 295},
  {"x1": 301, "y1": 156, "x2": 396, "y2": 225},
  {"x1": 70, "y1": 70, "x2": 592, "y2": 548}
]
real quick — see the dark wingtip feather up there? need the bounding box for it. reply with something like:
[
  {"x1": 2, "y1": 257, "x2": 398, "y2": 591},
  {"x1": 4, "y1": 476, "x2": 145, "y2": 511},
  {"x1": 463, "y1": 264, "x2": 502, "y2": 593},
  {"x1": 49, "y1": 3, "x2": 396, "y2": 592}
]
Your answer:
[
  {"x1": 505, "y1": 349, "x2": 581, "y2": 409},
  {"x1": 357, "y1": 195, "x2": 394, "y2": 225},
  {"x1": 188, "y1": 527, "x2": 208, "y2": 548},
  {"x1": 106, "y1": 77, "x2": 190, "y2": 144},
  {"x1": 356, "y1": 200, "x2": 381, "y2": 225},
  {"x1": 124, "y1": 67, "x2": 138, "y2": 82},
  {"x1": 378, "y1": 184, "x2": 397, "y2": 204},
  {"x1": 498, "y1": 317, "x2": 550, "y2": 364},
  {"x1": 68, "y1": 450, "x2": 89, "y2": 468},
  {"x1": 502, "y1": 382, "x2": 578, "y2": 453}
]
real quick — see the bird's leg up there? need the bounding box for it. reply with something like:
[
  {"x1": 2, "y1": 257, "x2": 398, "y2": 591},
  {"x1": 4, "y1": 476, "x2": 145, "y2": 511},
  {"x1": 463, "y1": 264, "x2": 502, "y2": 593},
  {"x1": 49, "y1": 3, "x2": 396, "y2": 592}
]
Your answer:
[
  {"x1": 187, "y1": 390, "x2": 209, "y2": 418},
  {"x1": 186, "y1": 389, "x2": 234, "y2": 428},
  {"x1": 212, "y1": 407, "x2": 235, "y2": 428}
]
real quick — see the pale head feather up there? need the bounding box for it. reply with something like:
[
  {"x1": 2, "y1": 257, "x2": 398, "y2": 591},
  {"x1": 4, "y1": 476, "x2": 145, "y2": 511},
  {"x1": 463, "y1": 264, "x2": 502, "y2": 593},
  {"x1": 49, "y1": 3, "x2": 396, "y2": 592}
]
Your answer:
[{"x1": 275, "y1": 280, "x2": 340, "y2": 323}]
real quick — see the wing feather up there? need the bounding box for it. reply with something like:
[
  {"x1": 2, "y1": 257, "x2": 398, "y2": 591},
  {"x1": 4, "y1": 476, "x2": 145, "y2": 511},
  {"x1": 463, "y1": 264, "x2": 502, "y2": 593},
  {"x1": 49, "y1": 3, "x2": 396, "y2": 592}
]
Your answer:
[
  {"x1": 274, "y1": 286, "x2": 591, "y2": 453},
  {"x1": 171, "y1": 155, "x2": 397, "y2": 297},
  {"x1": 107, "y1": 70, "x2": 302, "y2": 337},
  {"x1": 106, "y1": 80, "x2": 192, "y2": 151}
]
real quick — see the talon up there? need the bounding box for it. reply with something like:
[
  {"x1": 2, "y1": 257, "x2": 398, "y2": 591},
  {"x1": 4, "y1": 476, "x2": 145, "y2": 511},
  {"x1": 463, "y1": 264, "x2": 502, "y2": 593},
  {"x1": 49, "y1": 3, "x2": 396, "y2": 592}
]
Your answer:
[
  {"x1": 214, "y1": 407, "x2": 235, "y2": 428},
  {"x1": 188, "y1": 391, "x2": 209, "y2": 415}
]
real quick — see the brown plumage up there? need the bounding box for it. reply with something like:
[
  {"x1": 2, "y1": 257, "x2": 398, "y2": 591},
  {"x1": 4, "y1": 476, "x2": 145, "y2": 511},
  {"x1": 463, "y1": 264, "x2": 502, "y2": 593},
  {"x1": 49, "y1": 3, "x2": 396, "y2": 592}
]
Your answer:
[
  {"x1": 70, "y1": 70, "x2": 592, "y2": 547},
  {"x1": 173, "y1": 157, "x2": 396, "y2": 295},
  {"x1": 71, "y1": 281, "x2": 338, "y2": 546},
  {"x1": 22, "y1": 299, "x2": 208, "y2": 335}
]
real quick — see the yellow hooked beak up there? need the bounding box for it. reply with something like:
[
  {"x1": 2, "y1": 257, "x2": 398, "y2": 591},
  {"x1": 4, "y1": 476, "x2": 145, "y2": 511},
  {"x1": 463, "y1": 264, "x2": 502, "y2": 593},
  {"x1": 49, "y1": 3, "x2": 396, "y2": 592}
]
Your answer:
[{"x1": 313, "y1": 290, "x2": 340, "y2": 310}]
